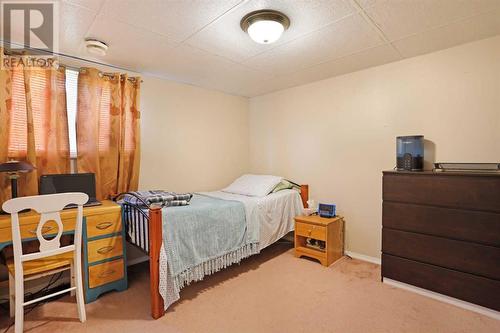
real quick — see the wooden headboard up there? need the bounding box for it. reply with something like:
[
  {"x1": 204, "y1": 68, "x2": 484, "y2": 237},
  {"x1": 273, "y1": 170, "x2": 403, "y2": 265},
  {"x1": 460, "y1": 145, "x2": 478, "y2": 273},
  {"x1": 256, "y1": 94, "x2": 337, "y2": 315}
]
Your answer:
[{"x1": 300, "y1": 184, "x2": 309, "y2": 208}]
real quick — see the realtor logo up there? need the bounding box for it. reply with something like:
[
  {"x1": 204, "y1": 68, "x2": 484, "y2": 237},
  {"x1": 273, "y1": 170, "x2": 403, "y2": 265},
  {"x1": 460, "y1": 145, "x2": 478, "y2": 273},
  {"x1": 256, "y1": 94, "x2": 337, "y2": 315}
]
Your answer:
[{"x1": 1, "y1": 1, "x2": 59, "y2": 55}]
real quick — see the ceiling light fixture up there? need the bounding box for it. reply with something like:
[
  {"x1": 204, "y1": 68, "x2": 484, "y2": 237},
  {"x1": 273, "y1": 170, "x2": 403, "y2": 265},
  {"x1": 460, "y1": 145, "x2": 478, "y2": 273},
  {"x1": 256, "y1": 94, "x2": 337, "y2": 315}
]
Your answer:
[
  {"x1": 85, "y1": 38, "x2": 108, "y2": 56},
  {"x1": 240, "y1": 10, "x2": 290, "y2": 44}
]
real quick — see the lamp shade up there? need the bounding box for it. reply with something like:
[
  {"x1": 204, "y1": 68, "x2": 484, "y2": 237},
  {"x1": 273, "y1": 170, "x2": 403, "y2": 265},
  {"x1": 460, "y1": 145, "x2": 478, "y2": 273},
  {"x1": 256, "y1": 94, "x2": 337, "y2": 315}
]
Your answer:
[{"x1": 0, "y1": 160, "x2": 35, "y2": 173}]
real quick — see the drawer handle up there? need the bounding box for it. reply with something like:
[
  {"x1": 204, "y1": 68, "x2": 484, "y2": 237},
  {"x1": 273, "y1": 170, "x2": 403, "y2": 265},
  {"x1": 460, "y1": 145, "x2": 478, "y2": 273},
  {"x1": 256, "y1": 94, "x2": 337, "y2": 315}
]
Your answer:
[
  {"x1": 96, "y1": 246, "x2": 115, "y2": 255},
  {"x1": 29, "y1": 225, "x2": 55, "y2": 235},
  {"x1": 98, "y1": 269, "x2": 116, "y2": 278},
  {"x1": 95, "y1": 222, "x2": 113, "y2": 230}
]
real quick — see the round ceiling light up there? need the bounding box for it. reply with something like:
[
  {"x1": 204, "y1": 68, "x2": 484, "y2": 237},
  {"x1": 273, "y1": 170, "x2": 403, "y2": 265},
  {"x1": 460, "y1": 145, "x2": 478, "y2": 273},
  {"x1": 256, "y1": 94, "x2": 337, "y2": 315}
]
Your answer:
[
  {"x1": 240, "y1": 10, "x2": 290, "y2": 44},
  {"x1": 85, "y1": 38, "x2": 108, "y2": 56}
]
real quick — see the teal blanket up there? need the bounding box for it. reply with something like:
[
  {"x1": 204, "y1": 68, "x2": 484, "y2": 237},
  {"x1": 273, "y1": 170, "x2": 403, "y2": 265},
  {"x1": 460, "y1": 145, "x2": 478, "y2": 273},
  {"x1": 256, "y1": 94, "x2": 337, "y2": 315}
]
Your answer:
[{"x1": 162, "y1": 194, "x2": 259, "y2": 289}]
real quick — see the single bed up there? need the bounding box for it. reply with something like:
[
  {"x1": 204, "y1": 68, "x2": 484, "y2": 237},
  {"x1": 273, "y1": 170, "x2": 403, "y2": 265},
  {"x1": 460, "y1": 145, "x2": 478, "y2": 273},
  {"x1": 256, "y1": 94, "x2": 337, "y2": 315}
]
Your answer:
[{"x1": 115, "y1": 182, "x2": 309, "y2": 319}]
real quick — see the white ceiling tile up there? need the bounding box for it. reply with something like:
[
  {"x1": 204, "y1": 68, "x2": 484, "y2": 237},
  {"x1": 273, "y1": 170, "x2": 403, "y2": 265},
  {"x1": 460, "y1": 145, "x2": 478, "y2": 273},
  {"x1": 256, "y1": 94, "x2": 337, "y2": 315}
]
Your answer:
[
  {"x1": 51, "y1": 0, "x2": 500, "y2": 97},
  {"x1": 99, "y1": 0, "x2": 243, "y2": 43},
  {"x1": 63, "y1": 0, "x2": 105, "y2": 12},
  {"x1": 242, "y1": 44, "x2": 401, "y2": 96},
  {"x1": 364, "y1": 0, "x2": 500, "y2": 41},
  {"x1": 83, "y1": 15, "x2": 178, "y2": 72},
  {"x1": 59, "y1": 2, "x2": 98, "y2": 54},
  {"x1": 185, "y1": 0, "x2": 355, "y2": 62},
  {"x1": 243, "y1": 13, "x2": 384, "y2": 76},
  {"x1": 142, "y1": 44, "x2": 273, "y2": 96},
  {"x1": 392, "y1": 8, "x2": 500, "y2": 58}
]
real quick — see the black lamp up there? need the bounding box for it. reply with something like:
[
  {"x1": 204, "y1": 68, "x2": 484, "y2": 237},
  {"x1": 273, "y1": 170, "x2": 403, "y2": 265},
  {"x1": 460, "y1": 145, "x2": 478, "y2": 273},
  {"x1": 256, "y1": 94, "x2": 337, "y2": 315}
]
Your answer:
[{"x1": 0, "y1": 160, "x2": 35, "y2": 199}]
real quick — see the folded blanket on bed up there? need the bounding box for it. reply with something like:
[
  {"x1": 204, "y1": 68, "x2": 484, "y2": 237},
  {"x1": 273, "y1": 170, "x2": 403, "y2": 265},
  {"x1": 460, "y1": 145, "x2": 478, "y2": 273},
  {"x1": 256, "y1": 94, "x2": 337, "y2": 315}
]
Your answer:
[
  {"x1": 123, "y1": 190, "x2": 193, "y2": 207},
  {"x1": 160, "y1": 193, "x2": 260, "y2": 309}
]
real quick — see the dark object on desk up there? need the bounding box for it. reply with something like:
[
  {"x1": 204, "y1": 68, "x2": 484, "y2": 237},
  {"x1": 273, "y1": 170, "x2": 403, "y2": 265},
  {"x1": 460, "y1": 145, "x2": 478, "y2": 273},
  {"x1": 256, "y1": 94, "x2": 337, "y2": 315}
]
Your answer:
[
  {"x1": 0, "y1": 160, "x2": 35, "y2": 199},
  {"x1": 434, "y1": 162, "x2": 500, "y2": 173},
  {"x1": 396, "y1": 135, "x2": 424, "y2": 171},
  {"x1": 382, "y1": 170, "x2": 500, "y2": 311},
  {"x1": 39, "y1": 173, "x2": 101, "y2": 208}
]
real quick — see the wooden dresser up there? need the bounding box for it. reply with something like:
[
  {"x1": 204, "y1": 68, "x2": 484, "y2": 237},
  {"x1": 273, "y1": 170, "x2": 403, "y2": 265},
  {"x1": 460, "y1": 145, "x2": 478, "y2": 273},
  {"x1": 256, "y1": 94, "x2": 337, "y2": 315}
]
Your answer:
[
  {"x1": 382, "y1": 171, "x2": 500, "y2": 311},
  {"x1": 0, "y1": 200, "x2": 127, "y2": 303}
]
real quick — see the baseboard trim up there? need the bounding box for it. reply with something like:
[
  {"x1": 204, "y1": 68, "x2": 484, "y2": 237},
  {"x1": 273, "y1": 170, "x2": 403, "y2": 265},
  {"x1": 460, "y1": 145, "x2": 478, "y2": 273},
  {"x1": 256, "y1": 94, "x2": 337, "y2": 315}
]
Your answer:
[
  {"x1": 383, "y1": 278, "x2": 500, "y2": 320},
  {"x1": 345, "y1": 251, "x2": 381, "y2": 265}
]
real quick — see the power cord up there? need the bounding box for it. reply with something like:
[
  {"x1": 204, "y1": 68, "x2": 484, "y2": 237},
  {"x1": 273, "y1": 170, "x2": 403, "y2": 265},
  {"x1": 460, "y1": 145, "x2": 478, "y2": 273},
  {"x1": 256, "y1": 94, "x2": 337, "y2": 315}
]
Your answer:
[{"x1": 1, "y1": 272, "x2": 65, "y2": 333}]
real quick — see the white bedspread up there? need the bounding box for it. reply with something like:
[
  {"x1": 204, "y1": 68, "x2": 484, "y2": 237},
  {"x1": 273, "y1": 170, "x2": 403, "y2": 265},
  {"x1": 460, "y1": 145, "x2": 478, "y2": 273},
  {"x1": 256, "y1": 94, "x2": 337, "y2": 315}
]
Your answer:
[{"x1": 200, "y1": 189, "x2": 304, "y2": 249}]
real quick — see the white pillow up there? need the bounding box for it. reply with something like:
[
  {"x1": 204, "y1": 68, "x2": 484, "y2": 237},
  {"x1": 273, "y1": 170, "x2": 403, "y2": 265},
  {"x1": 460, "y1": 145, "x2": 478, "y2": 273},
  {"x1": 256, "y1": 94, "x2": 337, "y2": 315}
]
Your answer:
[{"x1": 222, "y1": 174, "x2": 283, "y2": 197}]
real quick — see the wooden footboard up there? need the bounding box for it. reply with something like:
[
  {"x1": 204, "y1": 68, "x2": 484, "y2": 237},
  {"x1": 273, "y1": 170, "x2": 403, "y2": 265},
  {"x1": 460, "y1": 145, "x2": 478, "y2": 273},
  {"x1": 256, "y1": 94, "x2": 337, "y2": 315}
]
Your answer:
[
  {"x1": 147, "y1": 184, "x2": 309, "y2": 319},
  {"x1": 148, "y1": 204, "x2": 164, "y2": 319}
]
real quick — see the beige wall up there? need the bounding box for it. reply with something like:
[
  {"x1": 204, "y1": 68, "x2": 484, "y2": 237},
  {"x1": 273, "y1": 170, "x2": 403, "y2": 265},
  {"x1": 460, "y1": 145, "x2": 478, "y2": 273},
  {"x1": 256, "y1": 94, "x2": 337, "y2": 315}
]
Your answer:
[
  {"x1": 140, "y1": 76, "x2": 249, "y2": 192},
  {"x1": 248, "y1": 36, "x2": 500, "y2": 258}
]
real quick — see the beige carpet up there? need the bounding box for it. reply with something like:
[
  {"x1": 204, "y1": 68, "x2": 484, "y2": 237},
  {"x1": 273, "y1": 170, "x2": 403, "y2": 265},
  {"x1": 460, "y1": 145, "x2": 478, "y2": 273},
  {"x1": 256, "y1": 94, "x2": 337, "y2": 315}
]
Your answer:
[{"x1": 1, "y1": 242, "x2": 499, "y2": 333}]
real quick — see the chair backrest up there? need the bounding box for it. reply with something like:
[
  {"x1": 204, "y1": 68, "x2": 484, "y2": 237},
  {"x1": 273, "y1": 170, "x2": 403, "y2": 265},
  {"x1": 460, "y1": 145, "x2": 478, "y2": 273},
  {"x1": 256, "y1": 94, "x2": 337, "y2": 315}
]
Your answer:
[{"x1": 2, "y1": 193, "x2": 88, "y2": 274}]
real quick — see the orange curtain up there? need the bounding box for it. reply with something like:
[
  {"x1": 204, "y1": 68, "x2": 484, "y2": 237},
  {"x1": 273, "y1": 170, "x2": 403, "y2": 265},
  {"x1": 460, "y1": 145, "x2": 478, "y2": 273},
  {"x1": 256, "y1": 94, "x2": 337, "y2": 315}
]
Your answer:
[
  {"x1": 0, "y1": 49, "x2": 12, "y2": 205},
  {"x1": 0, "y1": 49, "x2": 70, "y2": 205},
  {"x1": 76, "y1": 68, "x2": 140, "y2": 200}
]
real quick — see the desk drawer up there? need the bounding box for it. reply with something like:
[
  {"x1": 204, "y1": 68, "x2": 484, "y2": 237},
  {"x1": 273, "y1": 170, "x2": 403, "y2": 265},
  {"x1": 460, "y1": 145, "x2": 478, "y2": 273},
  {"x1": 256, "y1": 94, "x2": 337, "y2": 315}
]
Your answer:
[
  {"x1": 295, "y1": 222, "x2": 326, "y2": 241},
  {"x1": 87, "y1": 236, "x2": 123, "y2": 264},
  {"x1": 20, "y1": 218, "x2": 76, "y2": 240},
  {"x1": 88, "y1": 258, "x2": 124, "y2": 289},
  {"x1": 86, "y1": 212, "x2": 121, "y2": 238}
]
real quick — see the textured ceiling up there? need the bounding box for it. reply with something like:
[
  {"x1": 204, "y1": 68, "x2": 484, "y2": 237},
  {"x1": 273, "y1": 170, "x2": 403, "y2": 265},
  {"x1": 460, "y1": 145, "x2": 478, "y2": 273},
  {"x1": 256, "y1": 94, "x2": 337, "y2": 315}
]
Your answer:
[{"x1": 23, "y1": 0, "x2": 500, "y2": 96}]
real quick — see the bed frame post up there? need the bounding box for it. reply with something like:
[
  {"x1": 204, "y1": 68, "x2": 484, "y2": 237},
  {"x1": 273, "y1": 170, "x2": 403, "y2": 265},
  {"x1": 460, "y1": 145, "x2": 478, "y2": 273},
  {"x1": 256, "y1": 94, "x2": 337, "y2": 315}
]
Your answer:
[
  {"x1": 300, "y1": 184, "x2": 309, "y2": 208},
  {"x1": 149, "y1": 204, "x2": 164, "y2": 319}
]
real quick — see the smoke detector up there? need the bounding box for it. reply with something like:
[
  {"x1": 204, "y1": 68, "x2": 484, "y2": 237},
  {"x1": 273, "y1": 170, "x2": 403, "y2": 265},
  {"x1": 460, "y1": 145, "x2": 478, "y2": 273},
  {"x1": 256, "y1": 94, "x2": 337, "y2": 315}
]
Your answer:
[{"x1": 85, "y1": 38, "x2": 108, "y2": 56}]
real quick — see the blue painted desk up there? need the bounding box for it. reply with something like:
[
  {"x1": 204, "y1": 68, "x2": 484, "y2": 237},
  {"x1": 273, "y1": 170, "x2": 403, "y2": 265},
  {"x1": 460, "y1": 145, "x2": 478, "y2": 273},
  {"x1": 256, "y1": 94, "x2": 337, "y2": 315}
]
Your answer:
[{"x1": 0, "y1": 200, "x2": 127, "y2": 303}]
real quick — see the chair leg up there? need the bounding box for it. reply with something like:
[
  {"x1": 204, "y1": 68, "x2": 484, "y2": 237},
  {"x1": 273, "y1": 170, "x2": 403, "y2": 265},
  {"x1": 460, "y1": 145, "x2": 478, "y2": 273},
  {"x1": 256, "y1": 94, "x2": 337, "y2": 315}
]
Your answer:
[
  {"x1": 8, "y1": 273, "x2": 15, "y2": 318},
  {"x1": 70, "y1": 263, "x2": 76, "y2": 297},
  {"x1": 74, "y1": 258, "x2": 86, "y2": 323},
  {"x1": 14, "y1": 272, "x2": 24, "y2": 333}
]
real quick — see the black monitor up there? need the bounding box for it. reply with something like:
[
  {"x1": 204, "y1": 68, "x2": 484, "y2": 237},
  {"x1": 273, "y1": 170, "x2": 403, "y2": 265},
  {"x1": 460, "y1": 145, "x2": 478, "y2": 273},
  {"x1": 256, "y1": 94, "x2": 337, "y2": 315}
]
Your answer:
[{"x1": 39, "y1": 173, "x2": 101, "y2": 207}]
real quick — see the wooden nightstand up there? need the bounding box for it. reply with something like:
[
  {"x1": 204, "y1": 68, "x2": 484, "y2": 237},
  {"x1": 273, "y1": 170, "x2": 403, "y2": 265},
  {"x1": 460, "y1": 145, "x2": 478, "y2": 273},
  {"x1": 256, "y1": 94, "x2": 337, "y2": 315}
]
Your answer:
[{"x1": 294, "y1": 215, "x2": 344, "y2": 266}]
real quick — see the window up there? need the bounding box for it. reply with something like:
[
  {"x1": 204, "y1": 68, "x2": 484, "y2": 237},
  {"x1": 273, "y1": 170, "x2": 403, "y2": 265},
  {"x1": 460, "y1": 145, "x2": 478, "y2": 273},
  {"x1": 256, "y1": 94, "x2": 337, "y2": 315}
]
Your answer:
[
  {"x1": 65, "y1": 68, "x2": 79, "y2": 158},
  {"x1": 9, "y1": 68, "x2": 118, "y2": 160},
  {"x1": 8, "y1": 67, "x2": 28, "y2": 158}
]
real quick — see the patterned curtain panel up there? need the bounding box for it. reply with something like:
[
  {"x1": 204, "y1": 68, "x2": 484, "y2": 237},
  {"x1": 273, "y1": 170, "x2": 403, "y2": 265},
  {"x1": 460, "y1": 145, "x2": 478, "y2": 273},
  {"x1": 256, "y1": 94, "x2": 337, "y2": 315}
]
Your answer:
[
  {"x1": 76, "y1": 68, "x2": 141, "y2": 200},
  {"x1": 0, "y1": 49, "x2": 12, "y2": 205},
  {"x1": 0, "y1": 48, "x2": 70, "y2": 205}
]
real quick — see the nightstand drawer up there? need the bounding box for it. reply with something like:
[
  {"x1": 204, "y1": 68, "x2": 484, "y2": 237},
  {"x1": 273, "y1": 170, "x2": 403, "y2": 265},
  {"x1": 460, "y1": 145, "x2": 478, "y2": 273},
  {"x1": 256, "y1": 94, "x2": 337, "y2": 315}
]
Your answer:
[
  {"x1": 88, "y1": 258, "x2": 124, "y2": 289},
  {"x1": 87, "y1": 236, "x2": 123, "y2": 264},
  {"x1": 295, "y1": 222, "x2": 326, "y2": 241},
  {"x1": 86, "y1": 212, "x2": 121, "y2": 238}
]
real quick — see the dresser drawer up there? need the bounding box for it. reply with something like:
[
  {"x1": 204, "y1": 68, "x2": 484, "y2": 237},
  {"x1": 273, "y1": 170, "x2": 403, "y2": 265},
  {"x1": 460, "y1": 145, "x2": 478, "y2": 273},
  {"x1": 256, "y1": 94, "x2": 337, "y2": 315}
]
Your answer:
[
  {"x1": 295, "y1": 222, "x2": 326, "y2": 241},
  {"x1": 88, "y1": 258, "x2": 124, "y2": 289},
  {"x1": 86, "y1": 212, "x2": 121, "y2": 238},
  {"x1": 383, "y1": 202, "x2": 500, "y2": 246},
  {"x1": 383, "y1": 173, "x2": 500, "y2": 213},
  {"x1": 382, "y1": 254, "x2": 500, "y2": 311},
  {"x1": 382, "y1": 228, "x2": 500, "y2": 280},
  {"x1": 87, "y1": 236, "x2": 123, "y2": 264}
]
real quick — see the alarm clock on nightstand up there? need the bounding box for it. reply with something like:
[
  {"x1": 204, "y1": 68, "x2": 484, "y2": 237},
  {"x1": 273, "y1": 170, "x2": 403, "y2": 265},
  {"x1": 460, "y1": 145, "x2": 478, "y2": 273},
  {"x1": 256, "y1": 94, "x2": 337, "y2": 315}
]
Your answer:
[{"x1": 318, "y1": 203, "x2": 336, "y2": 218}]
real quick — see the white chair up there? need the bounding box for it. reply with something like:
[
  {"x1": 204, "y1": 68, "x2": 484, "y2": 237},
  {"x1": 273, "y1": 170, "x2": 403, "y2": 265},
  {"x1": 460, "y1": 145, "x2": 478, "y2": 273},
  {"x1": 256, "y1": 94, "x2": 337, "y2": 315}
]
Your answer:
[{"x1": 2, "y1": 192, "x2": 88, "y2": 333}]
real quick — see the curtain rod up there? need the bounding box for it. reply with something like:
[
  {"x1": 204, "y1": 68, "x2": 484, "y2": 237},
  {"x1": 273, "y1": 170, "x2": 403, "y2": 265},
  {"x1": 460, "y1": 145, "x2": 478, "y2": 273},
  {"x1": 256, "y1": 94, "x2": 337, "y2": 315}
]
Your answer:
[{"x1": 1, "y1": 39, "x2": 143, "y2": 82}]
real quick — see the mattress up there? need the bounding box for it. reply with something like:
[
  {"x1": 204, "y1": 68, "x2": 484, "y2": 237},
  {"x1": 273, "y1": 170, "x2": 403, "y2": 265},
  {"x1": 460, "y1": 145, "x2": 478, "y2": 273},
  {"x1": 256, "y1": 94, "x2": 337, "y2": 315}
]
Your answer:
[{"x1": 123, "y1": 189, "x2": 304, "y2": 252}]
